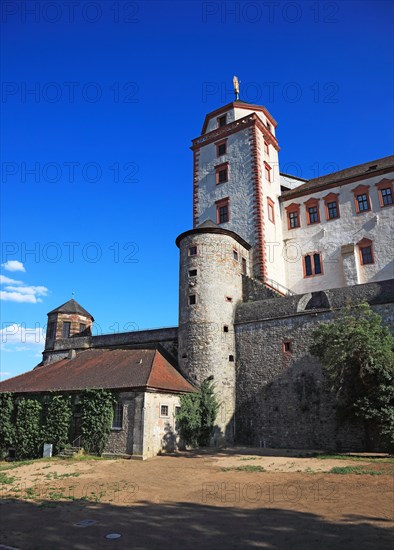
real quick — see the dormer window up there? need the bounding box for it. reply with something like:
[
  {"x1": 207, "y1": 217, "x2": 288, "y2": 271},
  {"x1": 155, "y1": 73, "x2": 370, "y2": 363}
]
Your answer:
[{"x1": 217, "y1": 115, "x2": 227, "y2": 128}]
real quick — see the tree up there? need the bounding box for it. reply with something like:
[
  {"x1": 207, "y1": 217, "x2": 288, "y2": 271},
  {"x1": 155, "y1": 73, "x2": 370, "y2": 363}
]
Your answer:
[
  {"x1": 176, "y1": 378, "x2": 219, "y2": 447},
  {"x1": 14, "y1": 398, "x2": 43, "y2": 459},
  {"x1": 0, "y1": 392, "x2": 15, "y2": 457},
  {"x1": 80, "y1": 389, "x2": 116, "y2": 455},
  {"x1": 310, "y1": 303, "x2": 394, "y2": 450}
]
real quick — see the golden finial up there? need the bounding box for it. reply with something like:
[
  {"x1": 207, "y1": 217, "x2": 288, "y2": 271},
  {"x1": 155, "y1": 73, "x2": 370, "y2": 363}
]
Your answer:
[{"x1": 233, "y1": 76, "x2": 240, "y2": 100}]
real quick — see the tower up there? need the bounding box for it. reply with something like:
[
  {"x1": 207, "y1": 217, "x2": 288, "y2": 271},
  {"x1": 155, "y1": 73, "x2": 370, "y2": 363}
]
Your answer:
[
  {"x1": 44, "y1": 298, "x2": 94, "y2": 352},
  {"x1": 191, "y1": 98, "x2": 286, "y2": 289},
  {"x1": 176, "y1": 224, "x2": 251, "y2": 443}
]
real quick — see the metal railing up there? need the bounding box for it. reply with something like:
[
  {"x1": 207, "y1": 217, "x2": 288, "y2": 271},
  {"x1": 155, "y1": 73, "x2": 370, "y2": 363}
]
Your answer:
[{"x1": 265, "y1": 278, "x2": 296, "y2": 297}]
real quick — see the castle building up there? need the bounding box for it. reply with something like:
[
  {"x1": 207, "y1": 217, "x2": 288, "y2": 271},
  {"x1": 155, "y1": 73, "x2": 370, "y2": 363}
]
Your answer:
[{"x1": 1, "y1": 96, "x2": 393, "y2": 457}]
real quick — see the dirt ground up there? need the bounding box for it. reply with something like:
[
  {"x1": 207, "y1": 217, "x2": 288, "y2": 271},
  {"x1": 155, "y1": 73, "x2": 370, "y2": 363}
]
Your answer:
[{"x1": 0, "y1": 448, "x2": 393, "y2": 550}]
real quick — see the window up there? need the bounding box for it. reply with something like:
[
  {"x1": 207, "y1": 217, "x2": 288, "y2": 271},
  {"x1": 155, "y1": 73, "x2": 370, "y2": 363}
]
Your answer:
[
  {"x1": 267, "y1": 122, "x2": 271, "y2": 132},
  {"x1": 303, "y1": 253, "x2": 323, "y2": 277},
  {"x1": 242, "y1": 257, "x2": 247, "y2": 275},
  {"x1": 264, "y1": 162, "x2": 271, "y2": 182},
  {"x1": 62, "y1": 322, "x2": 71, "y2": 338},
  {"x1": 283, "y1": 341, "x2": 292, "y2": 354},
  {"x1": 233, "y1": 250, "x2": 239, "y2": 261},
  {"x1": 48, "y1": 322, "x2": 56, "y2": 339},
  {"x1": 175, "y1": 406, "x2": 180, "y2": 416},
  {"x1": 189, "y1": 295, "x2": 196, "y2": 305},
  {"x1": 376, "y1": 179, "x2": 393, "y2": 207},
  {"x1": 358, "y1": 238, "x2": 374, "y2": 265},
  {"x1": 225, "y1": 296, "x2": 233, "y2": 302},
  {"x1": 216, "y1": 198, "x2": 229, "y2": 224},
  {"x1": 217, "y1": 115, "x2": 227, "y2": 127},
  {"x1": 223, "y1": 325, "x2": 229, "y2": 333},
  {"x1": 229, "y1": 355, "x2": 234, "y2": 362},
  {"x1": 352, "y1": 184, "x2": 371, "y2": 214},
  {"x1": 160, "y1": 405, "x2": 169, "y2": 417},
  {"x1": 79, "y1": 323, "x2": 86, "y2": 333},
  {"x1": 322, "y1": 192, "x2": 340, "y2": 221},
  {"x1": 112, "y1": 403, "x2": 123, "y2": 429},
  {"x1": 189, "y1": 269, "x2": 197, "y2": 277},
  {"x1": 216, "y1": 140, "x2": 227, "y2": 157},
  {"x1": 285, "y1": 203, "x2": 301, "y2": 229},
  {"x1": 267, "y1": 198, "x2": 275, "y2": 224},
  {"x1": 305, "y1": 198, "x2": 320, "y2": 225},
  {"x1": 189, "y1": 246, "x2": 197, "y2": 256},
  {"x1": 216, "y1": 163, "x2": 229, "y2": 184},
  {"x1": 264, "y1": 141, "x2": 269, "y2": 155}
]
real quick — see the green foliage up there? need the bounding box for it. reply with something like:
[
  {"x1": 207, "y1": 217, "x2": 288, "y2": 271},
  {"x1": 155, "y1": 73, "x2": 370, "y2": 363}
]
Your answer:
[
  {"x1": 80, "y1": 389, "x2": 116, "y2": 455},
  {"x1": 43, "y1": 394, "x2": 73, "y2": 454},
  {"x1": 176, "y1": 379, "x2": 219, "y2": 447},
  {"x1": 14, "y1": 398, "x2": 43, "y2": 459},
  {"x1": 310, "y1": 303, "x2": 394, "y2": 450},
  {"x1": 0, "y1": 392, "x2": 15, "y2": 456}
]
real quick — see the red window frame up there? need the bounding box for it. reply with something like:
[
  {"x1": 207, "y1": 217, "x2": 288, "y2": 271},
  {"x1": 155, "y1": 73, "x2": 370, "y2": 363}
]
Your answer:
[
  {"x1": 215, "y1": 162, "x2": 229, "y2": 185},
  {"x1": 303, "y1": 252, "x2": 324, "y2": 278},
  {"x1": 216, "y1": 139, "x2": 227, "y2": 157},
  {"x1": 323, "y1": 192, "x2": 340, "y2": 221},
  {"x1": 264, "y1": 141, "x2": 269, "y2": 156},
  {"x1": 304, "y1": 197, "x2": 321, "y2": 225},
  {"x1": 375, "y1": 179, "x2": 393, "y2": 208},
  {"x1": 267, "y1": 197, "x2": 275, "y2": 224},
  {"x1": 216, "y1": 197, "x2": 230, "y2": 224},
  {"x1": 285, "y1": 203, "x2": 301, "y2": 230},
  {"x1": 264, "y1": 161, "x2": 272, "y2": 183},
  {"x1": 358, "y1": 238, "x2": 375, "y2": 265},
  {"x1": 352, "y1": 184, "x2": 371, "y2": 214}
]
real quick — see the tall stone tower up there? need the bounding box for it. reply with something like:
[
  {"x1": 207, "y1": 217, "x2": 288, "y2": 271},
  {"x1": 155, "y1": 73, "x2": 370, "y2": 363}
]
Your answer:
[
  {"x1": 191, "y1": 99, "x2": 286, "y2": 288},
  {"x1": 176, "y1": 225, "x2": 251, "y2": 443},
  {"x1": 44, "y1": 299, "x2": 94, "y2": 352}
]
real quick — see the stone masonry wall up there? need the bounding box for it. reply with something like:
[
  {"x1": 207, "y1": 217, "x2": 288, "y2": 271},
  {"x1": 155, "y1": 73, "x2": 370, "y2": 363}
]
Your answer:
[{"x1": 234, "y1": 280, "x2": 394, "y2": 451}]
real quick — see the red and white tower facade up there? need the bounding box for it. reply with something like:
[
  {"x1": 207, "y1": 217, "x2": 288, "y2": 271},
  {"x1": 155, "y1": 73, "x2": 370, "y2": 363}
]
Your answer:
[{"x1": 191, "y1": 99, "x2": 287, "y2": 289}]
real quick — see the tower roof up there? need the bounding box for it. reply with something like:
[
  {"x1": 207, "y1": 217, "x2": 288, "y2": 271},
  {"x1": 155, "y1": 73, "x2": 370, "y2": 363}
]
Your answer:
[
  {"x1": 47, "y1": 299, "x2": 94, "y2": 320},
  {"x1": 201, "y1": 100, "x2": 278, "y2": 134}
]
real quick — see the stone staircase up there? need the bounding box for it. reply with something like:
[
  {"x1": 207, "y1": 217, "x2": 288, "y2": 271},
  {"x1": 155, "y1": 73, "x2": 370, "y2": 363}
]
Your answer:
[{"x1": 58, "y1": 446, "x2": 83, "y2": 458}]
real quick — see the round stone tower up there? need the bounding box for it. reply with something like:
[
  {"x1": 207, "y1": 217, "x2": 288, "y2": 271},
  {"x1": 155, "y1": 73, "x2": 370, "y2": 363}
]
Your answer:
[
  {"x1": 176, "y1": 225, "x2": 251, "y2": 444},
  {"x1": 44, "y1": 298, "x2": 94, "y2": 352}
]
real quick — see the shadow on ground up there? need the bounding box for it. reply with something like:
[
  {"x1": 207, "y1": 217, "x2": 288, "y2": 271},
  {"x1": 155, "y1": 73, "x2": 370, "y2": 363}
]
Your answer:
[{"x1": 0, "y1": 498, "x2": 391, "y2": 550}]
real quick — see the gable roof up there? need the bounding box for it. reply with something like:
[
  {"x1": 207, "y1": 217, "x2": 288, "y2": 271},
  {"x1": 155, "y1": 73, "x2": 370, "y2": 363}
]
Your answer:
[
  {"x1": 0, "y1": 349, "x2": 195, "y2": 394},
  {"x1": 281, "y1": 155, "x2": 394, "y2": 200},
  {"x1": 47, "y1": 299, "x2": 94, "y2": 320}
]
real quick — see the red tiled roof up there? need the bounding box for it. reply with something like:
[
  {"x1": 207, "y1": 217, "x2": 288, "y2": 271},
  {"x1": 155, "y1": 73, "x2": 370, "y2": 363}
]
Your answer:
[{"x1": 0, "y1": 349, "x2": 195, "y2": 394}]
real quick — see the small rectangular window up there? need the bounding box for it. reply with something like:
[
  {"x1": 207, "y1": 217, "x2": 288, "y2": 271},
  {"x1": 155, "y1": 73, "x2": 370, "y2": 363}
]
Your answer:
[
  {"x1": 289, "y1": 211, "x2": 299, "y2": 229},
  {"x1": 62, "y1": 322, "x2": 71, "y2": 338},
  {"x1": 217, "y1": 203, "x2": 229, "y2": 224},
  {"x1": 189, "y1": 269, "x2": 197, "y2": 277},
  {"x1": 225, "y1": 296, "x2": 233, "y2": 302},
  {"x1": 264, "y1": 162, "x2": 271, "y2": 182},
  {"x1": 160, "y1": 405, "x2": 169, "y2": 417},
  {"x1": 48, "y1": 322, "x2": 56, "y2": 339},
  {"x1": 283, "y1": 341, "x2": 292, "y2": 353},
  {"x1": 189, "y1": 246, "x2": 197, "y2": 256},
  {"x1": 189, "y1": 295, "x2": 196, "y2": 305},
  {"x1": 381, "y1": 188, "x2": 393, "y2": 206},
  {"x1": 360, "y1": 245, "x2": 373, "y2": 265},
  {"x1": 267, "y1": 122, "x2": 271, "y2": 132},
  {"x1": 223, "y1": 325, "x2": 229, "y2": 333},
  {"x1": 304, "y1": 253, "x2": 323, "y2": 277},
  {"x1": 267, "y1": 199, "x2": 275, "y2": 224},
  {"x1": 175, "y1": 406, "x2": 181, "y2": 416},
  {"x1": 233, "y1": 250, "x2": 239, "y2": 261},
  {"x1": 357, "y1": 194, "x2": 370, "y2": 212},
  {"x1": 216, "y1": 140, "x2": 227, "y2": 157},
  {"x1": 216, "y1": 164, "x2": 229, "y2": 184},
  {"x1": 79, "y1": 323, "x2": 86, "y2": 333},
  {"x1": 264, "y1": 141, "x2": 269, "y2": 155},
  {"x1": 112, "y1": 403, "x2": 123, "y2": 429},
  {"x1": 242, "y1": 257, "x2": 247, "y2": 275},
  {"x1": 308, "y1": 206, "x2": 319, "y2": 224},
  {"x1": 217, "y1": 115, "x2": 227, "y2": 127},
  {"x1": 229, "y1": 355, "x2": 234, "y2": 362},
  {"x1": 327, "y1": 201, "x2": 338, "y2": 219}
]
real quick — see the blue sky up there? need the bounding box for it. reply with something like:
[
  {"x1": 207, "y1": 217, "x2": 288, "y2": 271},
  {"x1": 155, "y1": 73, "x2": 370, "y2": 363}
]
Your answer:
[{"x1": 1, "y1": 0, "x2": 393, "y2": 378}]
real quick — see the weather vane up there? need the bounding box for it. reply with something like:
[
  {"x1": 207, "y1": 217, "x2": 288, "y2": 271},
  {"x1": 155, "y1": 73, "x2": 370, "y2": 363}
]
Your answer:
[{"x1": 233, "y1": 75, "x2": 240, "y2": 100}]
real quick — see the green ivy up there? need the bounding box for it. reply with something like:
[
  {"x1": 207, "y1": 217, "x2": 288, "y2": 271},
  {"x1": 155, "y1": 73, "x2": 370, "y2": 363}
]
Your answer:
[
  {"x1": 14, "y1": 398, "x2": 43, "y2": 459},
  {"x1": 80, "y1": 389, "x2": 116, "y2": 455},
  {"x1": 0, "y1": 392, "x2": 15, "y2": 456},
  {"x1": 43, "y1": 394, "x2": 73, "y2": 454},
  {"x1": 176, "y1": 379, "x2": 219, "y2": 447}
]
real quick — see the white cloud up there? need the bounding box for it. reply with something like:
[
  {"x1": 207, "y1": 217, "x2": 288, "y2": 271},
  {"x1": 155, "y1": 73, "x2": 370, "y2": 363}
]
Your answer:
[
  {"x1": 1, "y1": 260, "x2": 26, "y2": 272},
  {"x1": 4, "y1": 285, "x2": 48, "y2": 296},
  {"x1": 0, "y1": 275, "x2": 23, "y2": 285},
  {"x1": 0, "y1": 283, "x2": 48, "y2": 303},
  {"x1": 1, "y1": 323, "x2": 46, "y2": 348},
  {"x1": 1, "y1": 291, "x2": 40, "y2": 303}
]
